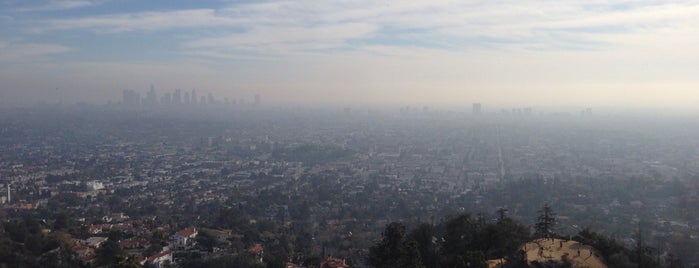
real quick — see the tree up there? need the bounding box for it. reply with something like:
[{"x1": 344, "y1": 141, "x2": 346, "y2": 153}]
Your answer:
[
  {"x1": 195, "y1": 232, "x2": 217, "y2": 251},
  {"x1": 481, "y1": 217, "x2": 530, "y2": 259},
  {"x1": 442, "y1": 213, "x2": 480, "y2": 267},
  {"x1": 368, "y1": 222, "x2": 423, "y2": 268},
  {"x1": 143, "y1": 244, "x2": 163, "y2": 258},
  {"x1": 455, "y1": 251, "x2": 488, "y2": 268},
  {"x1": 503, "y1": 250, "x2": 528, "y2": 268},
  {"x1": 96, "y1": 240, "x2": 124, "y2": 266},
  {"x1": 409, "y1": 223, "x2": 437, "y2": 268},
  {"x1": 534, "y1": 204, "x2": 556, "y2": 239},
  {"x1": 53, "y1": 213, "x2": 70, "y2": 231},
  {"x1": 634, "y1": 226, "x2": 661, "y2": 268},
  {"x1": 116, "y1": 255, "x2": 141, "y2": 268}
]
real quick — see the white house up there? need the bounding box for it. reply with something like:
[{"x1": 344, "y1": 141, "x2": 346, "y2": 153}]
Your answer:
[{"x1": 172, "y1": 227, "x2": 197, "y2": 249}]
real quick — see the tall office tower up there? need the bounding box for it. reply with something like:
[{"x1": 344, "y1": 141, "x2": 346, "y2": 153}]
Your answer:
[
  {"x1": 191, "y1": 89, "x2": 197, "y2": 105},
  {"x1": 254, "y1": 94, "x2": 261, "y2": 105},
  {"x1": 472, "y1": 103, "x2": 482, "y2": 115},
  {"x1": 174, "y1": 89, "x2": 182, "y2": 104},
  {"x1": 6, "y1": 184, "x2": 10, "y2": 204},
  {"x1": 184, "y1": 91, "x2": 190, "y2": 105},
  {"x1": 207, "y1": 93, "x2": 215, "y2": 105},
  {"x1": 161, "y1": 92, "x2": 172, "y2": 105},
  {"x1": 146, "y1": 84, "x2": 157, "y2": 105},
  {"x1": 122, "y1": 89, "x2": 129, "y2": 105},
  {"x1": 200, "y1": 96, "x2": 206, "y2": 105}
]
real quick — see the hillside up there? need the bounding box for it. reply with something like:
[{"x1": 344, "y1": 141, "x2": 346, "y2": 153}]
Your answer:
[{"x1": 488, "y1": 238, "x2": 607, "y2": 268}]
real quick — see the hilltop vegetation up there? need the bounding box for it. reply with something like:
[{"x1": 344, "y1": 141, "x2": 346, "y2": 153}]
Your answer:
[
  {"x1": 0, "y1": 203, "x2": 680, "y2": 268},
  {"x1": 368, "y1": 206, "x2": 671, "y2": 268}
]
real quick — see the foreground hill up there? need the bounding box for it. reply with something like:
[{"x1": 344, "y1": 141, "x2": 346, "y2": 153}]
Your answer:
[{"x1": 488, "y1": 238, "x2": 606, "y2": 268}]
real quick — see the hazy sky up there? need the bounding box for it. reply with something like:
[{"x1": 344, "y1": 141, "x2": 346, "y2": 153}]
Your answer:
[{"x1": 1, "y1": 0, "x2": 698, "y2": 107}]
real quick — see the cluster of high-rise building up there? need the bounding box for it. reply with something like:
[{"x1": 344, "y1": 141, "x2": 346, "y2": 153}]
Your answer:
[{"x1": 121, "y1": 85, "x2": 260, "y2": 107}]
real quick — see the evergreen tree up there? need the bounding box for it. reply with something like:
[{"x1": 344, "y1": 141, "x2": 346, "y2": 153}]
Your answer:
[{"x1": 534, "y1": 204, "x2": 556, "y2": 239}]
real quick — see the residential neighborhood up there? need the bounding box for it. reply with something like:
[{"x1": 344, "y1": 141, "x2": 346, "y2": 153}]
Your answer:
[{"x1": 1, "y1": 106, "x2": 698, "y2": 266}]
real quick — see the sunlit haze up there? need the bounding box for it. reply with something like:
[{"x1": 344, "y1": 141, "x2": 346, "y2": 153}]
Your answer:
[{"x1": 1, "y1": 0, "x2": 698, "y2": 109}]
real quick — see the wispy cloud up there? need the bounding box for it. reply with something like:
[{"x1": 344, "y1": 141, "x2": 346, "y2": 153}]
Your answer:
[
  {"x1": 10, "y1": 0, "x2": 699, "y2": 59},
  {"x1": 0, "y1": 41, "x2": 71, "y2": 62},
  {"x1": 40, "y1": 9, "x2": 239, "y2": 33},
  {"x1": 3, "y1": 0, "x2": 699, "y2": 106},
  {"x1": 221, "y1": 0, "x2": 699, "y2": 54},
  {"x1": 188, "y1": 23, "x2": 378, "y2": 55},
  {"x1": 13, "y1": 0, "x2": 100, "y2": 12}
]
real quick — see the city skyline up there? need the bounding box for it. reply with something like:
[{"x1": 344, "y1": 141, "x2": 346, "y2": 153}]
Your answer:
[
  {"x1": 1, "y1": 0, "x2": 699, "y2": 108},
  {"x1": 120, "y1": 87, "x2": 260, "y2": 107}
]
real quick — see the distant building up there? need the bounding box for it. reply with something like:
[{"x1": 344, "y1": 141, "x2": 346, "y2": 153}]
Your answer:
[
  {"x1": 146, "y1": 84, "x2": 157, "y2": 105},
  {"x1": 255, "y1": 94, "x2": 261, "y2": 105},
  {"x1": 191, "y1": 89, "x2": 197, "y2": 105},
  {"x1": 472, "y1": 103, "x2": 482, "y2": 115},
  {"x1": 208, "y1": 92, "x2": 215, "y2": 105},
  {"x1": 160, "y1": 92, "x2": 171, "y2": 105},
  {"x1": 173, "y1": 89, "x2": 182, "y2": 104},
  {"x1": 122, "y1": 89, "x2": 141, "y2": 107}
]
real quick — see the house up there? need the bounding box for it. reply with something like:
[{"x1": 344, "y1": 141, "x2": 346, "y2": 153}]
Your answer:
[
  {"x1": 248, "y1": 244, "x2": 264, "y2": 262},
  {"x1": 201, "y1": 228, "x2": 232, "y2": 243},
  {"x1": 141, "y1": 251, "x2": 172, "y2": 268},
  {"x1": 71, "y1": 242, "x2": 96, "y2": 265},
  {"x1": 321, "y1": 256, "x2": 349, "y2": 268},
  {"x1": 118, "y1": 237, "x2": 149, "y2": 249},
  {"x1": 83, "y1": 237, "x2": 108, "y2": 248},
  {"x1": 172, "y1": 227, "x2": 197, "y2": 249},
  {"x1": 88, "y1": 224, "x2": 102, "y2": 234},
  {"x1": 286, "y1": 262, "x2": 307, "y2": 268}
]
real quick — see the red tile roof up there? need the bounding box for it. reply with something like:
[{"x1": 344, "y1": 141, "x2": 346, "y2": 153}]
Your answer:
[
  {"x1": 147, "y1": 251, "x2": 171, "y2": 262},
  {"x1": 176, "y1": 227, "x2": 197, "y2": 237},
  {"x1": 248, "y1": 244, "x2": 264, "y2": 254}
]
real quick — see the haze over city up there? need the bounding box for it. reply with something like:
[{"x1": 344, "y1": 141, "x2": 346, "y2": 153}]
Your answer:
[
  {"x1": 2, "y1": 0, "x2": 699, "y2": 108},
  {"x1": 6, "y1": 1, "x2": 699, "y2": 267}
]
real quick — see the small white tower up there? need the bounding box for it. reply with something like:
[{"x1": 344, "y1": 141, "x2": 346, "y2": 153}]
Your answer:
[{"x1": 6, "y1": 183, "x2": 10, "y2": 204}]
